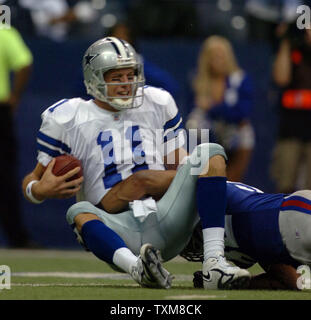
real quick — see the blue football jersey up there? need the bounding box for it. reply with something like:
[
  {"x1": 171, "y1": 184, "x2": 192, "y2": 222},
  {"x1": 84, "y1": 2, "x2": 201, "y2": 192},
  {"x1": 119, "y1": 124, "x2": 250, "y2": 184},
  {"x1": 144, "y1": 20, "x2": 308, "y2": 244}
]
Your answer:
[{"x1": 224, "y1": 182, "x2": 297, "y2": 267}]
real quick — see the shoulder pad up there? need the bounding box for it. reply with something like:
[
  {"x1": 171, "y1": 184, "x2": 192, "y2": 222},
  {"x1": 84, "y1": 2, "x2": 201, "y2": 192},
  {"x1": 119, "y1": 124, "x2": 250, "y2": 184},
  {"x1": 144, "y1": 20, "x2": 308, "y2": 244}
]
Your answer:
[
  {"x1": 42, "y1": 98, "x2": 83, "y2": 125},
  {"x1": 144, "y1": 86, "x2": 173, "y2": 106}
]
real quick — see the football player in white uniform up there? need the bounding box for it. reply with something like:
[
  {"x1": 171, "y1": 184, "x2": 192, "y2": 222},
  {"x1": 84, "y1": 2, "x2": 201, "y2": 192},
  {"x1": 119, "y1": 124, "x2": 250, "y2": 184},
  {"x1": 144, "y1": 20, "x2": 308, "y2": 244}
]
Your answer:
[{"x1": 22, "y1": 37, "x2": 250, "y2": 290}]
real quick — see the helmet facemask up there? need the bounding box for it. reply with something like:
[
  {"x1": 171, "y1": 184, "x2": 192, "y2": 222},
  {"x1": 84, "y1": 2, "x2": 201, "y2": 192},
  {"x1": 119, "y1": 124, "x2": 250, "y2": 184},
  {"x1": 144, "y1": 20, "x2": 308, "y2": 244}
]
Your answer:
[{"x1": 83, "y1": 38, "x2": 145, "y2": 111}]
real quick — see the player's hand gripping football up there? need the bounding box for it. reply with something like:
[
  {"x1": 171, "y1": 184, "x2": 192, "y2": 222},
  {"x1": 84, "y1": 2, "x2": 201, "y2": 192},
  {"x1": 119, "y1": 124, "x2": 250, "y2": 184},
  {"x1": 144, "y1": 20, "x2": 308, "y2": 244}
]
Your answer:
[{"x1": 33, "y1": 158, "x2": 84, "y2": 200}]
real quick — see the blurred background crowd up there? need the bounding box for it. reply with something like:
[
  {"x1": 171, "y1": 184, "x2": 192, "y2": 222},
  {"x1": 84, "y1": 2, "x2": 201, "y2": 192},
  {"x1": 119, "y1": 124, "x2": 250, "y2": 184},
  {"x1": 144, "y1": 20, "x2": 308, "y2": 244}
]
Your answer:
[{"x1": 0, "y1": 0, "x2": 311, "y2": 248}]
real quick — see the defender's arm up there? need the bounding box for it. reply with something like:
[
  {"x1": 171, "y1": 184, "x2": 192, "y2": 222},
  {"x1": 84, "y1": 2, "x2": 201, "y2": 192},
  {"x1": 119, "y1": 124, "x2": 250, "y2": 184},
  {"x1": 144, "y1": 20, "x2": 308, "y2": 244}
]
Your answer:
[{"x1": 100, "y1": 169, "x2": 177, "y2": 214}]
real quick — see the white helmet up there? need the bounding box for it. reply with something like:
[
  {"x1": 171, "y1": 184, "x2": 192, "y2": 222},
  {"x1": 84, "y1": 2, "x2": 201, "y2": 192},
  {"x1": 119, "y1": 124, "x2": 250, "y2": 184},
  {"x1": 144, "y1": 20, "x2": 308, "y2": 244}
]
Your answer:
[{"x1": 82, "y1": 37, "x2": 145, "y2": 110}]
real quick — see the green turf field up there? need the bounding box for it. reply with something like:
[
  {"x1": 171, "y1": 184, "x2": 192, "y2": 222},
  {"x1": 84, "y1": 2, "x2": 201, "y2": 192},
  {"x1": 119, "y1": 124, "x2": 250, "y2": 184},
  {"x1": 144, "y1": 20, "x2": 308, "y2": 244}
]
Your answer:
[{"x1": 0, "y1": 249, "x2": 310, "y2": 300}]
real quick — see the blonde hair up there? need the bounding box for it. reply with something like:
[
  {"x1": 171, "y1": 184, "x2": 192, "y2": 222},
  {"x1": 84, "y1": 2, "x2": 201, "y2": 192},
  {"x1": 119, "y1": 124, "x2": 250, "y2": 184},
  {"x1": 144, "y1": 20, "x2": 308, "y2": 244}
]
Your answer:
[{"x1": 193, "y1": 35, "x2": 240, "y2": 96}]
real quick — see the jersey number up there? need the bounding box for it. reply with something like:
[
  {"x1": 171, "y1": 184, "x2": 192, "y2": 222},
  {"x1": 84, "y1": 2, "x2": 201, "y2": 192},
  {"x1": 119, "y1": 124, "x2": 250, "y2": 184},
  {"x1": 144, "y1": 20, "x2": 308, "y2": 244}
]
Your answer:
[
  {"x1": 228, "y1": 182, "x2": 263, "y2": 194},
  {"x1": 97, "y1": 125, "x2": 149, "y2": 189}
]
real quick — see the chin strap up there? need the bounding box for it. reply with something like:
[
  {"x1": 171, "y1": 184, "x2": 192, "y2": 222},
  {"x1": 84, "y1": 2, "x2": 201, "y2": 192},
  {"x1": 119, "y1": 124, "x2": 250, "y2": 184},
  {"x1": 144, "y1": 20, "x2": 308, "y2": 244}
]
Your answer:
[{"x1": 110, "y1": 97, "x2": 134, "y2": 110}]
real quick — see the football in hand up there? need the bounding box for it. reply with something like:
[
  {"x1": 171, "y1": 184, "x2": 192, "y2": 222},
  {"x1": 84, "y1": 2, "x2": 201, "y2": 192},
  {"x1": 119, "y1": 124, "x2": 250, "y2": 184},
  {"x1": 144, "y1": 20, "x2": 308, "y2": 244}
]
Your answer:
[{"x1": 52, "y1": 155, "x2": 83, "y2": 181}]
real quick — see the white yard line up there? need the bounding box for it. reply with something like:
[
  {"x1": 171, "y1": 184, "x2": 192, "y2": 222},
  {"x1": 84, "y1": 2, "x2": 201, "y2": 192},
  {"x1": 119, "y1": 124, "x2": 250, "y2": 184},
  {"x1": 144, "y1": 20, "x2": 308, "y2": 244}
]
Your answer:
[
  {"x1": 10, "y1": 283, "x2": 138, "y2": 287},
  {"x1": 12, "y1": 272, "x2": 193, "y2": 281},
  {"x1": 166, "y1": 295, "x2": 226, "y2": 299},
  {"x1": 0, "y1": 249, "x2": 95, "y2": 259},
  {"x1": 9, "y1": 282, "x2": 226, "y2": 300},
  {"x1": 0, "y1": 249, "x2": 187, "y2": 262}
]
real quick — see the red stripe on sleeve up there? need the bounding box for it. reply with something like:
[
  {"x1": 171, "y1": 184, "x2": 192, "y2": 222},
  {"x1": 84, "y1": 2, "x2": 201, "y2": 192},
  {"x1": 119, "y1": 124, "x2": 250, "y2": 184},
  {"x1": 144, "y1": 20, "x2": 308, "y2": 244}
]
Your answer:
[{"x1": 282, "y1": 199, "x2": 311, "y2": 211}]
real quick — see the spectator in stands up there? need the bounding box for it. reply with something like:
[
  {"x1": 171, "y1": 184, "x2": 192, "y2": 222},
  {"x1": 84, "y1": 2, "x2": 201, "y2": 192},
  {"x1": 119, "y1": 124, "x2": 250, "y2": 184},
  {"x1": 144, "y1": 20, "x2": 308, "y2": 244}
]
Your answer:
[
  {"x1": 271, "y1": 26, "x2": 311, "y2": 193},
  {"x1": 186, "y1": 36, "x2": 255, "y2": 182},
  {"x1": 0, "y1": 26, "x2": 33, "y2": 247},
  {"x1": 245, "y1": 0, "x2": 302, "y2": 51},
  {"x1": 128, "y1": 0, "x2": 199, "y2": 37},
  {"x1": 7, "y1": 0, "x2": 82, "y2": 41}
]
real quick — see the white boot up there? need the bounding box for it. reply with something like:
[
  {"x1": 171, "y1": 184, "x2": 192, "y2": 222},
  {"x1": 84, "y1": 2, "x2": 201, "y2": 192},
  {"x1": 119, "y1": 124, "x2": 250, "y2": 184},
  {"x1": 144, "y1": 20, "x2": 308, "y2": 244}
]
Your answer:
[
  {"x1": 203, "y1": 252, "x2": 250, "y2": 290},
  {"x1": 130, "y1": 243, "x2": 173, "y2": 289}
]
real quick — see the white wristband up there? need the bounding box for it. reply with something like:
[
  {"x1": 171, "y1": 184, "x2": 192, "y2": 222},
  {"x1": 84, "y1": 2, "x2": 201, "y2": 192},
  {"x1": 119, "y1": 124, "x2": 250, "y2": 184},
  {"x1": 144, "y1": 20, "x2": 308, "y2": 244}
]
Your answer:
[{"x1": 26, "y1": 180, "x2": 44, "y2": 204}]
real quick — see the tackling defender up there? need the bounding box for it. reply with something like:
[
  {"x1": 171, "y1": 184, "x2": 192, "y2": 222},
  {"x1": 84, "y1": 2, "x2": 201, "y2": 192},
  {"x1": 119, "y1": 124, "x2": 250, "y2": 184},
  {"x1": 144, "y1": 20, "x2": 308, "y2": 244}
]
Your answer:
[
  {"x1": 22, "y1": 37, "x2": 250, "y2": 290},
  {"x1": 180, "y1": 181, "x2": 311, "y2": 290}
]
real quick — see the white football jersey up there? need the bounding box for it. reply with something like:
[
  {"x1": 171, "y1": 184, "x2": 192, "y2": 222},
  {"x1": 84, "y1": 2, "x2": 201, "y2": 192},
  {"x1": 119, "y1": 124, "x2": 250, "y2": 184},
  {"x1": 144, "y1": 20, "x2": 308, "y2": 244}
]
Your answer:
[{"x1": 37, "y1": 86, "x2": 185, "y2": 205}]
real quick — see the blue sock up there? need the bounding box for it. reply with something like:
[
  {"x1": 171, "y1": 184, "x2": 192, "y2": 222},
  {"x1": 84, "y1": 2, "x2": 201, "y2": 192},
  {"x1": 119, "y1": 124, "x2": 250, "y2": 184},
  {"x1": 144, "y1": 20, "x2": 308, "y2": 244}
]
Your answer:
[
  {"x1": 81, "y1": 220, "x2": 127, "y2": 264},
  {"x1": 196, "y1": 176, "x2": 227, "y2": 228}
]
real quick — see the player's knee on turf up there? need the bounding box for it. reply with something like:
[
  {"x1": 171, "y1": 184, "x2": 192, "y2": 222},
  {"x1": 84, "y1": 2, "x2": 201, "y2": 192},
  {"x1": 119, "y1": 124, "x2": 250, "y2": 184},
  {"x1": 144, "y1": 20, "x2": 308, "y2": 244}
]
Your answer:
[{"x1": 189, "y1": 143, "x2": 227, "y2": 176}]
